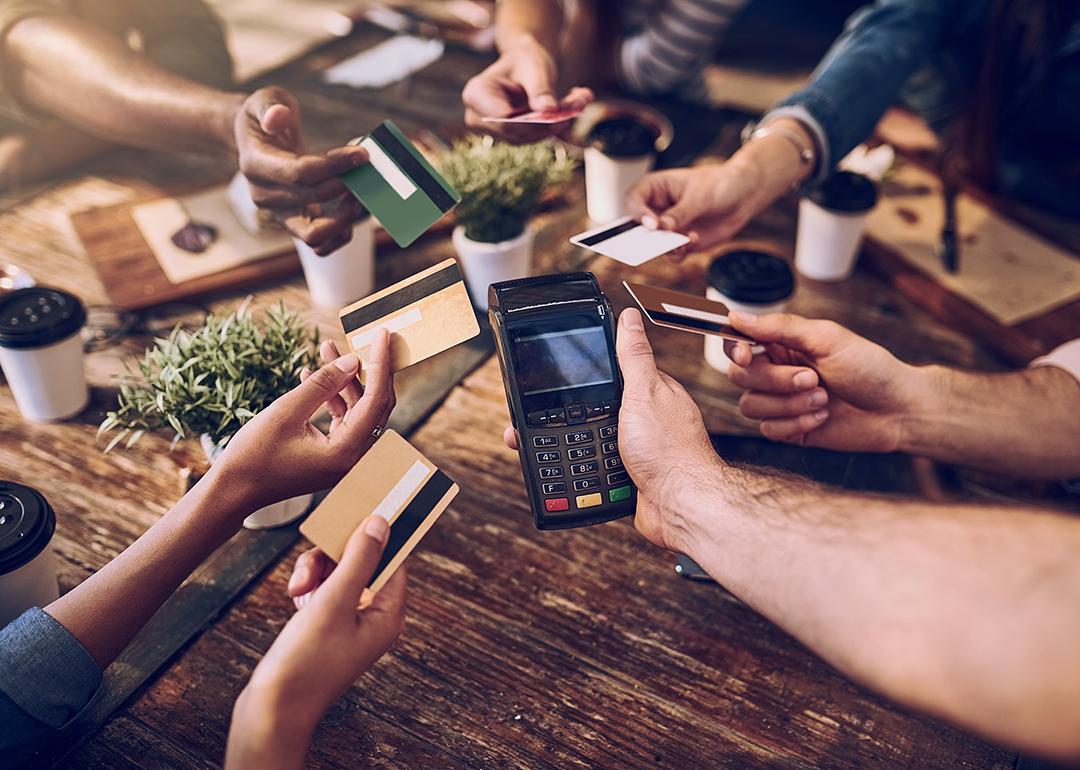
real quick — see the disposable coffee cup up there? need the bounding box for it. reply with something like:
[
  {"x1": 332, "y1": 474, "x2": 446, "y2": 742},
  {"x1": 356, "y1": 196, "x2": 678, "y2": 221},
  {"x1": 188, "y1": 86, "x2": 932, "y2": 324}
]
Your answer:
[
  {"x1": 0, "y1": 287, "x2": 88, "y2": 421},
  {"x1": 293, "y1": 216, "x2": 375, "y2": 308},
  {"x1": 585, "y1": 117, "x2": 659, "y2": 223},
  {"x1": 704, "y1": 250, "x2": 795, "y2": 374},
  {"x1": 795, "y1": 170, "x2": 879, "y2": 282},
  {"x1": 0, "y1": 481, "x2": 60, "y2": 627}
]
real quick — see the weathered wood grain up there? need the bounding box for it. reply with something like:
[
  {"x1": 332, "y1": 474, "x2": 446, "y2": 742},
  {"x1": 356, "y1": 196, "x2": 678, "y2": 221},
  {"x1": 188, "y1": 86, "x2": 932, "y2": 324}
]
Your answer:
[{"x1": 0, "y1": 20, "x2": 1034, "y2": 770}]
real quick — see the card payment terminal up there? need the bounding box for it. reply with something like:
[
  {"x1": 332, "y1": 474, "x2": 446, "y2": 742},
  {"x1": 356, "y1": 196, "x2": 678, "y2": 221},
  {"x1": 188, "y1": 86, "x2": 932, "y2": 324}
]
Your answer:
[{"x1": 488, "y1": 273, "x2": 636, "y2": 529}]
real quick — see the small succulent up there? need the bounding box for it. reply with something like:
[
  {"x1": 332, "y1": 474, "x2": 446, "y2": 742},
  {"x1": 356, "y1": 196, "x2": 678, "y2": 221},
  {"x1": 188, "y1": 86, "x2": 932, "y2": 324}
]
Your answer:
[
  {"x1": 439, "y1": 135, "x2": 577, "y2": 244},
  {"x1": 99, "y1": 300, "x2": 318, "y2": 451}
]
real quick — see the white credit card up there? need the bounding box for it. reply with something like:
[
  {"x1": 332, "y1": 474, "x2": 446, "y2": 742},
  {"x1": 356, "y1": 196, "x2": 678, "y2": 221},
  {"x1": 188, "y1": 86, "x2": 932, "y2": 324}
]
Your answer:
[{"x1": 569, "y1": 217, "x2": 690, "y2": 266}]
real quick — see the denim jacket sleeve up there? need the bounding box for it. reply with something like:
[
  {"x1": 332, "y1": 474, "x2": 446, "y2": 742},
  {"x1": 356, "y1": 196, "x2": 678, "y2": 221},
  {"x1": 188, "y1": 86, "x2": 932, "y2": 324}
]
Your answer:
[
  {"x1": 0, "y1": 608, "x2": 103, "y2": 756},
  {"x1": 765, "y1": 0, "x2": 965, "y2": 184}
]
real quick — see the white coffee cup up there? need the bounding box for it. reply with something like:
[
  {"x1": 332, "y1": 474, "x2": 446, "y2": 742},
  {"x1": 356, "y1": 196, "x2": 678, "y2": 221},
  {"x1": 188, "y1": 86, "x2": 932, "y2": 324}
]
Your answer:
[
  {"x1": 293, "y1": 217, "x2": 375, "y2": 308},
  {"x1": 0, "y1": 288, "x2": 88, "y2": 422},
  {"x1": 703, "y1": 251, "x2": 795, "y2": 374},
  {"x1": 795, "y1": 170, "x2": 879, "y2": 282},
  {"x1": 0, "y1": 481, "x2": 60, "y2": 627},
  {"x1": 584, "y1": 117, "x2": 660, "y2": 223}
]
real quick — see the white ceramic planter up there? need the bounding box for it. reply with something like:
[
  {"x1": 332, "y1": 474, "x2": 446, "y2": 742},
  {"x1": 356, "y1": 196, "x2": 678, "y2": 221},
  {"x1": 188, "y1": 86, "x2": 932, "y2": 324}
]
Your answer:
[
  {"x1": 584, "y1": 147, "x2": 655, "y2": 223},
  {"x1": 200, "y1": 434, "x2": 314, "y2": 530},
  {"x1": 452, "y1": 225, "x2": 534, "y2": 311},
  {"x1": 293, "y1": 217, "x2": 375, "y2": 309}
]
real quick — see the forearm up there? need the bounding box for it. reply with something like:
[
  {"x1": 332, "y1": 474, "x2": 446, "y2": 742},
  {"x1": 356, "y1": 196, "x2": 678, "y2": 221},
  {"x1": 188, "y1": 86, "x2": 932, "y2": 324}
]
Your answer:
[
  {"x1": 675, "y1": 467, "x2": 1080, "y2": 760},
  {"x1": 4, "y1": 15, "x2": 242, "y2": 155},
  {"x1": 226, "y1": 685, "x2": 313, "y2": 770},
  {"x1": 495, "y1": 0, "x2": 563, "y2": 53},
  {"x1": 44, "y1": 466, "x2": 249, "y2": 667},
  {"x1": 900, "y1": 364, "x2": 1080, "y2": 478}
]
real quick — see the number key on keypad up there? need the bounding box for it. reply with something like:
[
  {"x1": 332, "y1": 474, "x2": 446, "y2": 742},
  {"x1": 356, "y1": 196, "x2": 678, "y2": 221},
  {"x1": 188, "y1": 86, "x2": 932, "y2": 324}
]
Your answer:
[
  {"x1": 567, "y1": 446, "x2": 596, "y2": 460},
  {"x1": 536, "y1": 451, "x2": 561, "y2": 464},
  {"x1": 599, "y1": 425, "x2": 617, "y2": 439},
  {"x1": 604, "y1": 456, "x2": 623, "y2": 470},
  {"x1": 601, "y1": 440, "x2": 618, "y2": 455},
  {"x1": 565, "y1": 430, "x2": 593, "y2": 445},
  {"x1": 533, "y1": 435, "x2": 558, "y2": 447},
  {"x1": 539, "y1": 467, "x2": 564, "y2": 479},
  {"x1": 570, "y1": 461, "x2": 599, "y2": 476},
  {"x1": 573, "y1": 477, "x2": 601, "y2": 492}
]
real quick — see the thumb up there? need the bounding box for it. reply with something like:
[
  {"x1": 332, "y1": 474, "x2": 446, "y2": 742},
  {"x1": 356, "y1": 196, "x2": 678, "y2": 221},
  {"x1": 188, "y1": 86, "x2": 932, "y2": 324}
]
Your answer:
[
  {"x1": 616, "y1": 309, "x2": 660, "y2": 393},
  {"x1": 655, "y1": 197, "x2": 703, "y2": 233},
  {"x1": 278, "y1": 353, "x2": 361, "y2": 418},
  {"x1": 514, "y1": 58, "x2": 557, "y2": 112},
  {"x1": 317, "y1": 516, "x2": 391, "y2": 611},
  {"x1": 246, "y1": 88, "x2": 300, "y2": 137},
  {"x1": 728, "y1": 312, "x2": 841, "y2": 357}
]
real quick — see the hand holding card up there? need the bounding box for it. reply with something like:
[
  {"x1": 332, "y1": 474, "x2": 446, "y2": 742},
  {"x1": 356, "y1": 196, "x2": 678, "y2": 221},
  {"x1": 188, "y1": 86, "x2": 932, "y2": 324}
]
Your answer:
[
  {"x1": 570, "y1": 217, "x2": 690, "y2": 266},
  {"x1": 482, "y1": 106, "x2": 584, "y2": 125}
]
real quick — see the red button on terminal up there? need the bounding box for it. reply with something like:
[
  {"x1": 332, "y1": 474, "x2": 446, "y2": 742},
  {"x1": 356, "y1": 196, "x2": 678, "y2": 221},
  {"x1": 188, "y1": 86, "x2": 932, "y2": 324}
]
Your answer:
[{"x1": 544, "y1": 497, "x2": 569, "y2": 512}]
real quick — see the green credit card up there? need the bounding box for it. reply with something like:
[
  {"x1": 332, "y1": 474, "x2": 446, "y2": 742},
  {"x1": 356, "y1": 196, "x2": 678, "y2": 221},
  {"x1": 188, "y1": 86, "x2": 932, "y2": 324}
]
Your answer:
[{"x1": 341, "y1": 120, "x2": 460, "y2": 248}]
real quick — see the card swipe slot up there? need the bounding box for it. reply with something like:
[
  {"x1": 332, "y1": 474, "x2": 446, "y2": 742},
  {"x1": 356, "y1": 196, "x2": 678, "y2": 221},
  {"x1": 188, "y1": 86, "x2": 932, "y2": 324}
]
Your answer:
[{"x1": 370, "y1": 469, "x2": 454, "y2": 587}]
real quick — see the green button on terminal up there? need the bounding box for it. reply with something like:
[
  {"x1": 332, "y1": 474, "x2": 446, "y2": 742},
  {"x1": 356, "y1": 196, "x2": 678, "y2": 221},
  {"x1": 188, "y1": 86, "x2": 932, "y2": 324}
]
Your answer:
[{"x1": 608, "y1": 485, "x2": 632, "y2": 503}]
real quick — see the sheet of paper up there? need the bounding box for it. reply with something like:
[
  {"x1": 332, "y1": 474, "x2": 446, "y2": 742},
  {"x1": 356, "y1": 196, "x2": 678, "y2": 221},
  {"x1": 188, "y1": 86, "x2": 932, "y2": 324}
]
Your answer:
[
  {"x1": 132, "y1": 186, "x2": 293, "y2": 285},
  {"x1": 866, "y1": 162, "x2": 1080, "y2": 326},
  {"x1": 322, "y1": 35, "x2": 445, "y2": 89}
]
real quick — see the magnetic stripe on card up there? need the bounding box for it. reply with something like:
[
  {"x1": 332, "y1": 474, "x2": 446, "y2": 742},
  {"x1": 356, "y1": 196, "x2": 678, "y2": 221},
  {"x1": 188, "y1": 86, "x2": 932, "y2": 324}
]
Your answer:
[
  {"x1": 370, "y1": 469, "x2": 454, "y2": 587},
  {"x1": 340, "y1": 262, "x2": 462, "y2": 331},
  {"x1": 577, "y1": 218, "x2": 640, "y2": 247},
  {"x1": 370, "y1": 124, "x2": 457, "y2": 212}
]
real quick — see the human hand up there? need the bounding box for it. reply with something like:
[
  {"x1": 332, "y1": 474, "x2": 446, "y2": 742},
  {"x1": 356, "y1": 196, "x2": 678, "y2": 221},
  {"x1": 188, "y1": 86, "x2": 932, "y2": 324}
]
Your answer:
[
  {"x1": 211, "y1": 333, "x2": 396, "y2": 514},
  {"x1": 504, "y1": 309, "x2": 722, "y2": 552},
  {"x1": 626, "y1": 162, "x2": 768, "y2": 258},
  {"x1": 226, "y1": 517, "x2": 406, "y2": 770},
  {"x1": 727, "y1": 312, "x2": 922, "y2": 451},
  {"x1": 462, "y1": 37, "x2": 593, "y2": 143},
  {"x1": 234, "y1": 86, "x2": 369, "y2": 255}
]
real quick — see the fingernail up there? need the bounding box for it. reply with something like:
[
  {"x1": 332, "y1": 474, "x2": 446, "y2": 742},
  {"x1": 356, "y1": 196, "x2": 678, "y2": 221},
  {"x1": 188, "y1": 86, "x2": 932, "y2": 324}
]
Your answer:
[
  {"x1": 793, "y1": 371, "x2": 816, "y2": 390},
  {"x1": 299, "y1": 367, "x2": 311, "y2": 381},
  {"x1": 641, "y1": 214, "x2": 659, "y2": 229},
  {"x1": 288, "y1": 562, "x2": 307, "y2": 593},
  {"x1": 334, "y1": 353, "x2": 359, "y2": 372},
  {"x1": 622, "y1": 309, "x2": 643, "y2": 330},
  {"x1": 363, "y1": 515, "x2": 390, "y2": 545},
  {"x1": 812, "y1": 409, "x2": 829, "y2": 421},
  {"x1": 729, "y1": 310, "x2": 757, "y2": 323},
  {"x1": 809, "y1": 389, "x2": 828, "y2": 407}
]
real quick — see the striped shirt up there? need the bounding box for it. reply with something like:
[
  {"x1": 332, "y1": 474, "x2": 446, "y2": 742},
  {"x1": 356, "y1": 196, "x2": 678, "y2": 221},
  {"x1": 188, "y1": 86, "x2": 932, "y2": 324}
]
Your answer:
[{"x1": 617, "y1": 0, "x2": 751, "y2": 95}]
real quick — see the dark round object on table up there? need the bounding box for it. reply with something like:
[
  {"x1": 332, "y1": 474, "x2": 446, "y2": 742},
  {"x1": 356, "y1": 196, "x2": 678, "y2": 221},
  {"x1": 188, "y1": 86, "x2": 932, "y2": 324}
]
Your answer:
[
  {"x1": 0, "y1": 481, "x2": 56, "y2": 575},
  {"x1": 808, "y1": 170, "x2": 879, "y2": 213},
  {"x1": 708, "y1": 250, "x2": 795, "y2": 305},
  {"x1": 587, "y1": 117, "x2": 659, "y2": 158},
  {"x1": 0, "y1": 287, "x2": 86, "y2": 349},
  {"x1": 171, "y1": 221, "x2": 218, "y2": 253}
]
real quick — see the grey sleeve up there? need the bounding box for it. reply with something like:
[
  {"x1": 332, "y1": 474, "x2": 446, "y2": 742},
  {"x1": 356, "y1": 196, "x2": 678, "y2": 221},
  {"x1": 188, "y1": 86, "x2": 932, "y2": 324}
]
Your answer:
[{"x1": 0, "y1": 608, "x2": 103, "y2": 755}]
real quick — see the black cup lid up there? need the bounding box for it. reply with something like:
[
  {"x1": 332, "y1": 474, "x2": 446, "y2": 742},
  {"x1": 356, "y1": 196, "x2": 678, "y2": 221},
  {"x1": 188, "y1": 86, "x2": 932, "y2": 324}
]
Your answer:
[
  {"x1": 708, "y1": 250, "x2": 795, "y2": 304},
  {"x1": 808, "y1": 170, "x2": 879, "y2": 213},
  {"x1": 587, "y1": 117, "x2": 659, "y2": 158},
  {"x1": 0, "y1": 481, "x2": 56, "y2": 575},
  {"x1": 0, "y1": 287, "x2": 86, "y2": 349}
]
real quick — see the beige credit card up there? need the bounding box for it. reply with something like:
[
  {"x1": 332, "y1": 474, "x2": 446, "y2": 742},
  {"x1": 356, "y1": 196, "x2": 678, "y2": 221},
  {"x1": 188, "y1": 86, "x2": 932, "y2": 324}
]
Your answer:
[
  {"x1": 300, "y1": 430, "x2": 458, "y2": 591},
  {"x1": 339, "y1": 258, "x2": 480, "y2": 376}
]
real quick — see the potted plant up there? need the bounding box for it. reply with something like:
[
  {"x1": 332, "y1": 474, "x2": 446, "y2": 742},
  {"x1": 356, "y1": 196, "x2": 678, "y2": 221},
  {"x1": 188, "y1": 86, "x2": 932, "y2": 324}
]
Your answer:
[
  {"x1": 439, "y1": 135, "x2": 576, "y2": 310},
  {"x1": 99, "y1": 300, "x2": 319, "y2": 529}
]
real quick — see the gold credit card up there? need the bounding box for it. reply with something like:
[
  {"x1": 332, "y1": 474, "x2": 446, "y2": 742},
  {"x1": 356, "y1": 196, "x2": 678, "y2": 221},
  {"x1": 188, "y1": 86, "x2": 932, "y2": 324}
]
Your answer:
[
  {"x1": 339, "y1": 258, "x2": 480, "y2": 375},
  {"x1": 300, "y1": 430, "x2": 458, "y2": 591}
]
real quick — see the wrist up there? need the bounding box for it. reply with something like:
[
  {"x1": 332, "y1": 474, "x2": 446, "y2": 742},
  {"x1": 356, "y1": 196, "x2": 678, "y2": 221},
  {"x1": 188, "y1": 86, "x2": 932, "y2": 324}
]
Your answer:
[
  {"x1": 219, "y1": 91, "x2": 247, "y2": 155},
  {"x1": 894, "y1": 364, "x2": 951, "y2": 457},
  {"x1": 229, "y1": 683, "x2": 315, "y2": 770},
  {"x1": 663, "y1": 453, "x2": 731, "y2": 556}
]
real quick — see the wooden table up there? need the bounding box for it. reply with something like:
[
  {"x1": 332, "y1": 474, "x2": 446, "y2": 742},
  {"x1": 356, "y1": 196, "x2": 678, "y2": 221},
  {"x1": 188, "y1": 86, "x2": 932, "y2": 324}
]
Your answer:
[{"x1": 0, "y1": 24, "x2": 1043, "y2": 770}]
